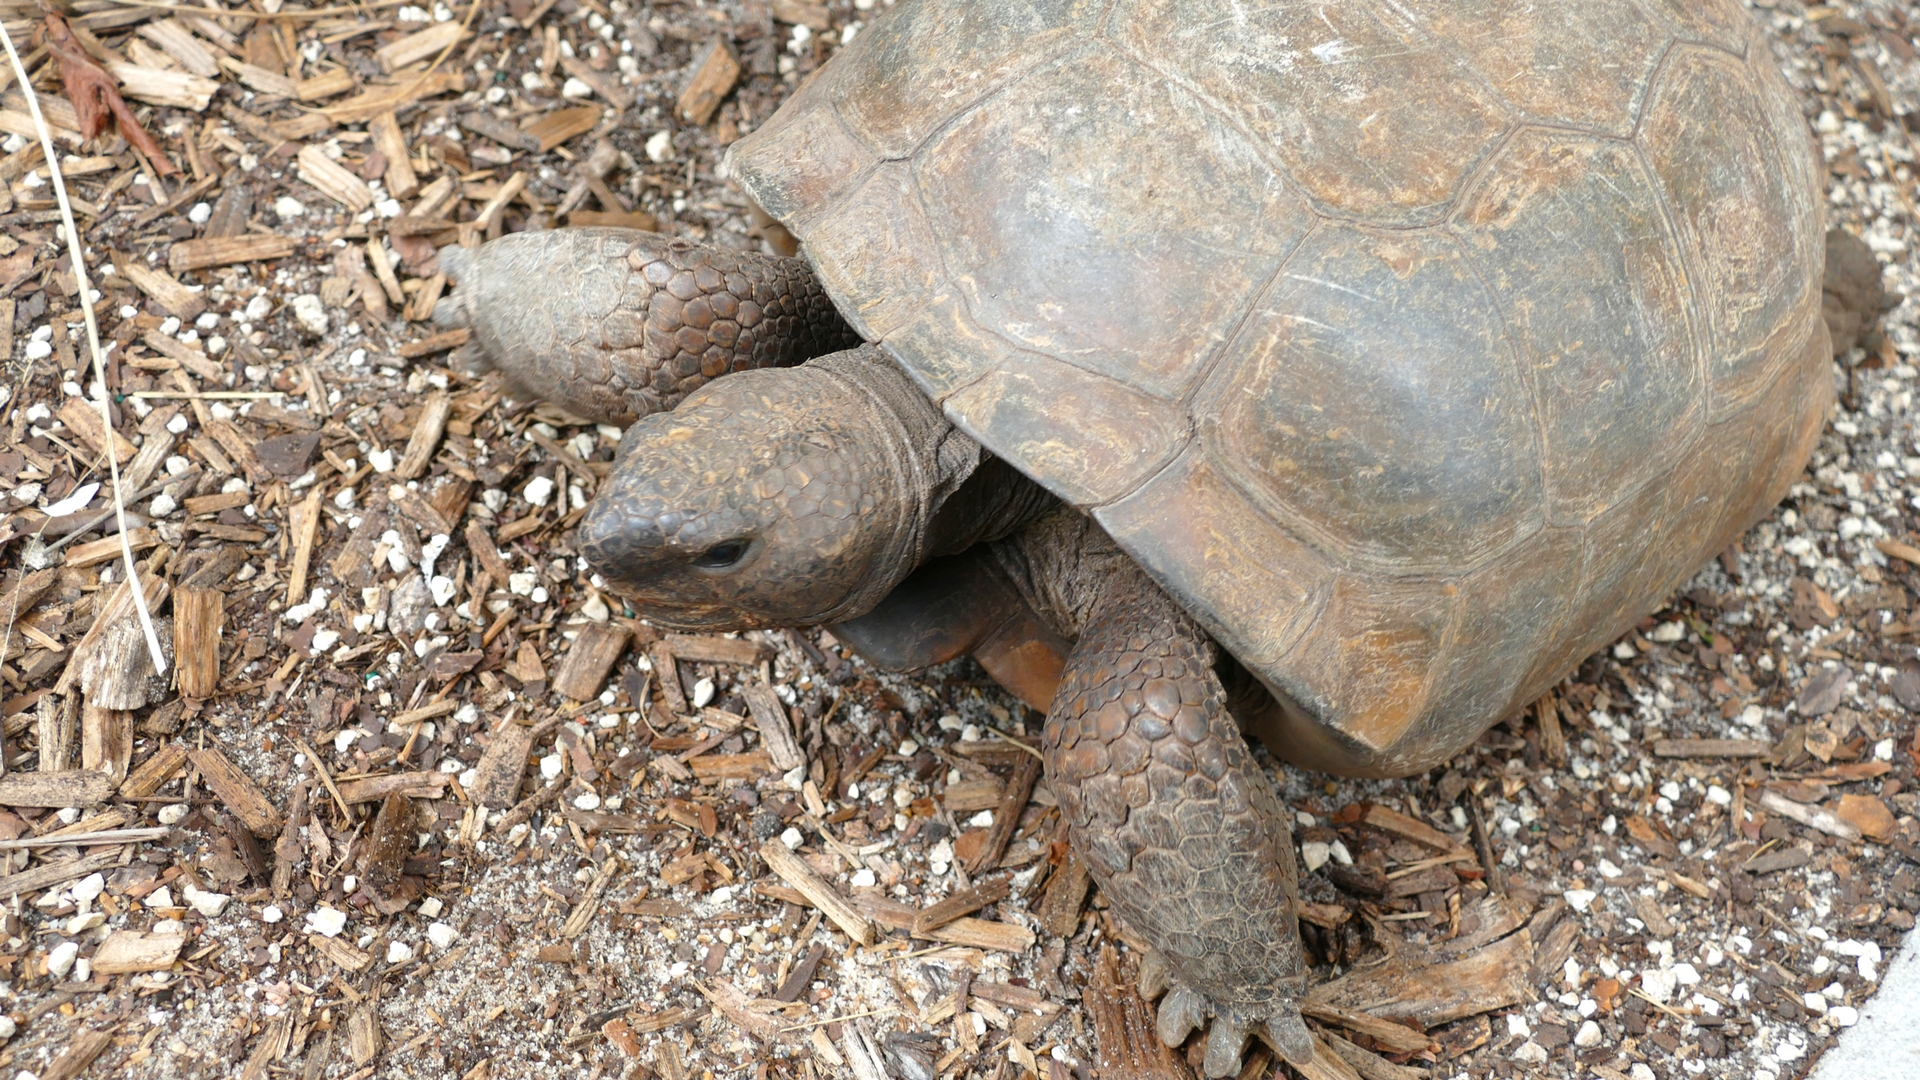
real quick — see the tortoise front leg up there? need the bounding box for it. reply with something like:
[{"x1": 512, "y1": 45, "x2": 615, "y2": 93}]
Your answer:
[
  {"x1": 1043, "y1": 564, "x2": 1314, "y2": 1076},
  {"x1": 435, "y1": 229, "x2": 859, "y2": 427}
]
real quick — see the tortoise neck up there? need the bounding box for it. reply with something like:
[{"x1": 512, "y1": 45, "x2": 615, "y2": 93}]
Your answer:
[{"x1": 814, "y1": 347, "x2": 1057, "y2": 605}]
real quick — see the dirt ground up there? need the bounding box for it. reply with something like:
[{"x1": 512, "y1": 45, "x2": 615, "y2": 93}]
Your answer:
[{"x1": 0, "y1": 0, "x2": 1916, "y2": 1079}]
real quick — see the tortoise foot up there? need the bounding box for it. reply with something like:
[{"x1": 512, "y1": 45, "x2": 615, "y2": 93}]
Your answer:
[{"x1": 1140, "y1": 962, "x2": 1314, "y2": 1076}]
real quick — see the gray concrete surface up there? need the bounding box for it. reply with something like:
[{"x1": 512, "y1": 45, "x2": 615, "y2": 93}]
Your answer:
[{"x1": 1807, "y1": 928, "x2": 1920, "y2": 1080}]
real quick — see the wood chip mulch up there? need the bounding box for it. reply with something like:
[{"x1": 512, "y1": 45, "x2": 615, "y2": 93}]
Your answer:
[{"x1": 0, "y1": 1, "x2": 1915, "y2": 1079}]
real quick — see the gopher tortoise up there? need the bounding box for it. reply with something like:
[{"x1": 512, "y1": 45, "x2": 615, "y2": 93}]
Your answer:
[{"x1": 434, "y1": 0, "x2": 1829, "y2": 1070}]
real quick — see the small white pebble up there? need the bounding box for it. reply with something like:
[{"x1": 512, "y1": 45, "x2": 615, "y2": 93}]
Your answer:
[
  {"x1": 157, "y1": 803, "x2": 188, "y2": 825},
  {"x1": 387, "y1": 941, "x2": 415, "y2": 964},
  {"x1": 419, "y1": 897, "x2": 444, "y2": 918},
  {"x1": 780, "y1": 827, "x2": 803, "y2": 850},
  {"x1": 692, "y1": 677, "x2": 716, "y2": 709},
  {"x1": 427, "y1": 923, "x2": 458, "y2": 950},
  {"x1": 46, "y1": 941, "x2": 79, "y2": 977},
  {"x1": 261, "y1": 905, "x2": 284, "y2": 924},
  {"x1": 523, "y1": 476, "x2": 555, "y2": 507},
  {"x1": 305, "y1": 907, "x2": 348, "y2": 937},
  {"x1": 850, "y1": 868, "x2": 876, "y2": 888},
  {"x1": 540, "y1": 754, "x2": 564, "y2": 781}
]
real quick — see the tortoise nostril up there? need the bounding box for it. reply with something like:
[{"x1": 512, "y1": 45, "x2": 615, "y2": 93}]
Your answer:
[{"x1": 692, "y1": 539, "x2": 750, "y2": 570}]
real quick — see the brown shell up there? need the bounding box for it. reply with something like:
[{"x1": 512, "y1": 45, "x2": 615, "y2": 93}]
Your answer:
[{"x1": 729, "y1": 0, "x2": 1828, "y2": 777}]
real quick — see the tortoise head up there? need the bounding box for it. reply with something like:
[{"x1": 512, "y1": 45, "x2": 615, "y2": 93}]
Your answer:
[{"x1": 581, "y1": 350, "x2": 950, "y2": 630}]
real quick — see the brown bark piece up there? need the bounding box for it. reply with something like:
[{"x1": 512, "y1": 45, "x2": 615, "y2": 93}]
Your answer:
[
  {"x1": 310, "y1": 934, "x2": 372, "y2": 973},
  {"x1": 1307, "y1": 929, "x2": 1534, "y2": 1030},
  {"x1": 1299, "y1": 1001, "x2": 1433, "y2": 1055},
  {"x1": 1038, "y1": 850, "x2": 1091, "y2": 937},
  {"x1": 1087, "y1": 945, "x2": 1195, "y2": 1080},
  {"x1": 169, "y1": 235, "x2": 297, "y2": 274},
  {"x1": 855, "y1": 894, "x2": 1037, "y2": 952},
  {"x1": 0, "y1": 770, "x2": 114, "y2": 808},
  {"x1": 37, "y1": 694, "x2": 76, "y2": 773},
  {"x1": 521, "y1": 105, "x2": 599, "y2": 152},
  {"x1": 397, "y1": 391, "x2": 453, "y2": 481},
  {"x1": 56, "y1": 399, "x2": 136, "y2": 465},
  {"x1": 190, "y1": 747, "x2": 283, "y2": 837},
  {"x1": 1651, "y1": 738, "x2": 1771, "y2": 758},
  {"x1": 39, "y1": 1028, "x2": 113, "y2": 1080},
  {"x1": 651, "y1": 640, "x2": 687, "y2": 714},
  {"x1": 965, "y1": 753, "x2": 1040, "y2": 875},
  {"x1": 121, "y1": 742, "x2": 188, "y2": 798},
  {"x1": 335, "y1": 771, "x2": 450, "y2": 804},
  {"x1": 174, "y1": 587, "x2": 223, "y2": 698},
  {"x1": 91, "y1": 930, "x2": 184, "y2": 973},
  {"x1": 0, "y1": 850, "x2": 122, "y2": 897},
  {"x1": 1316, "y1": 1029, "x2": 1431, "y2": 1080},
  {"x1": 912, "y1": 875, "x2": 1009, "y2": 935},
  {"x1": 741, "y1": 683, "x2": 803, "y2": 772},
  {"x1": 662, "y1": 633, "x2": 771, "y2": 666},
  {"x1": 80, "y1": 703, "x2": 130, "y2": 782},
  {"x1": 1357, "y1": 802, "x2": 1470, "y2": 855},
  {"x1": 677, "y1": 39, "x2": 740, "y2": 125},
  {"x1": 118, "y1": 260, "x2": 206, "y2": 319},
  {"x1": 469, "y1": 715, "x2": 537, "y2": 808},
  {"x1": 759, "y1": 839, "x2": 873, "y2": 945},
  {"x1": 553, "y1": 623, "x2": 630, "y2": 701},
  {"x1": 369, "y1": 111, "x2": 419, "y2": 197},
  {"x1": 286, "y1": 488, "x2": 324, "y2": 608}
]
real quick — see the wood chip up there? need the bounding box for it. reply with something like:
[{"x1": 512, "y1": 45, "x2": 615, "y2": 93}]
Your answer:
[
  {"x1": 307, "y1": 931, "x2": 372, "y2": 971},
  {"x1": 965, "y1": 754, "x2": 1039, "y2": 874},
  {"x1": 0, "y1": 770, "x2": 114, "y2": 808},
  {"x1": 335, "y1": 771, "x2": 450, "y2": 804},
  {"x1": 1308, "y1": 929, "x2": 1533, "y2": 1029},
  {"x1": 297, "y1": 68, "x2": 355, "y2": 102},
  {"x1": 374, "y1": 22, "x2": 466, "y2": 72},
  {"x1": 39, "y1": 1028, "x2": 112, "y2": 1080},
  {"x1": 856, "y1": 894, "x2": 1037, "y2": 953},
  {"x1": 108, "y1": 60, "x2": 218, "y2": 110},
  {"x1": 556, "y1": 52, "x2": 633, "y2": 110},
  {"x1": 521, "y1": 105, "x2": 599, "y2": 153},
  {"x1": 121, "y1": 742, "x2": 188, "y2": 798},
  {"x1": 688, "y1": 751, "x2": 773, "y2": 781},
  {"x1": 368, "y1": 110, "x2": 419, "y2": 198},
  {"x1": 553, "y1": 623, "x2": 630, "y2": 702},
  {"x1": 170, "y1": 235, "x2": 297, "y2": 274},
  {"x1": 91, "y1": 929, "x2": 184, "y2": 973},
  {"x1": 770, "y1": 0, "x2": 832, "y2": 29},
  {"x1": 56, "y1": 397, "x2": 135, "y2": 464},
  {"x1": 80, "y1": 703, "x2": 130, "y2": 782},
  {"x1": 297, "y1": 144, "x2": 375, "y2": 212},
  {"x1": 136, "y1": 19, "x2": 220, "y2": 77},
  {"x1": 118, "y1": 259, "x2": 206, "y2": 319},
  {"x1": 742, "y1": 683, "x2": 803, "y2": 772},
  {"x1": 0, "y1": 850, "x2": 121, "y2": 898},
  {"x1": 912, "y1": 875, "x2": 1009, "y2": 935},
  {"x1": 396, "y1": 327, "x2": 471, "y2": 358},
  {"x1": 663, "y1": 633, "x2": 771, "y2": 666},
  {"x1": 759, "y1": 838, "x2": 873, "y2": 945},
  {"x1": 324, "y1": 71, "x2": 467, "y2": 123},
  {"x1": 1652, "y1": 738, "x2": 1772, "y2": 758},
  {"x1": 1354, "y1": 802, "x2": 1471, "y2": 855},
  {"x1": 1755, "y1": 789, "x2": 1861, "y2": 841},
  {"x1": 469, "y1": 715, "x2": 537, "y2": 808},
  {"x1": 190, "y1": 747, "x2": 283, "y2": 836},
  {"x1": 1299, "y1": 1001, "x2": 1433, "y2": 1055},
  {"x1": 677, "y1": 39, "x2": 740, "y2": 125}
]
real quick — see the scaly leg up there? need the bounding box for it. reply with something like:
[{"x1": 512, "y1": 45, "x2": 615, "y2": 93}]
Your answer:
[
  {"x1": 435, "y1": 229, "x2": 859, "y2": 426},
  {"x1": 1043, "y1": 562, "x2": 1314, "y2": 1077}
]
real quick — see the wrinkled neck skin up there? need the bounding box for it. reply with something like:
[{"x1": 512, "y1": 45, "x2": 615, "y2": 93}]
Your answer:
[{"x1": 819, "y1": 348, "x2": 1055, "y2": 621}]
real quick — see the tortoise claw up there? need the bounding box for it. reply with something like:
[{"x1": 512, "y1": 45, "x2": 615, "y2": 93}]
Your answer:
[
  {"x1": 1137, "y1": 950, "x2": 1171, "y2": 1002},
  {"x1": 1202, "y1": 1016, "x2": 1253, "y2": 1078},
  {"x1": 1267, "y1": 1003, "x2": 1315, "y2": 1066},
  {"x1": 1155, "y1": 986, "x2": 1206, "y2": 1049}
]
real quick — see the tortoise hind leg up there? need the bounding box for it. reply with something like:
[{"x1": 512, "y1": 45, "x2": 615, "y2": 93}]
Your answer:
[
  {"x1": 435, "y1": 230, "x2": 859, "y2": 427},
  {"x1": 1042, "y1": 561, "x2": 1314, "y2": 1076}
]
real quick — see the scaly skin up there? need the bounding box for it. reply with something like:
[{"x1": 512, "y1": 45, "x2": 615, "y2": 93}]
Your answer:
[
  {"x1": 435, "y1": 228, "x2": 859, "y2": 426},
  {"x1": 1043, "y1": 556, "x2": 1313, "y2": 1075}
]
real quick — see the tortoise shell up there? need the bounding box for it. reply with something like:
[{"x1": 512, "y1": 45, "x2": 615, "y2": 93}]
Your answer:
[{"x1": 728, "y1": 0, "x2": 1828, "y2": 777}]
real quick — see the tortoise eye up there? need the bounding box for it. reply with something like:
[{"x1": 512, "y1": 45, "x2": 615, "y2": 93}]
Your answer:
[{"x1": 693, "y1": 540, "x2": 749, "y2": 569}]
